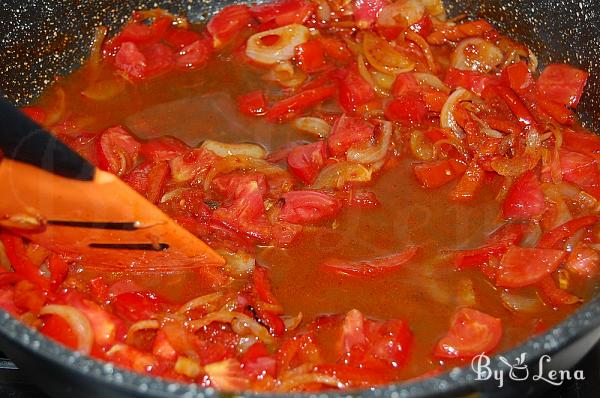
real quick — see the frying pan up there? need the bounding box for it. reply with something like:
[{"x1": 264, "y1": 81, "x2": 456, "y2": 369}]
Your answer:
[{"x1": 1, "y1": 0, "x2": 600, "y2": 397}]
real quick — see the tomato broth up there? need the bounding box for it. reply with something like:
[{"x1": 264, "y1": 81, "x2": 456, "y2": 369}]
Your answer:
[{"x1": 3, "y1": 0, "x2": 600, "y2": 392}]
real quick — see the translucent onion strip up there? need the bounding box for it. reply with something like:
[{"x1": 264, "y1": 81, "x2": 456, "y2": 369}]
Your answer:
[
  {"x1": 292, "y1": 117, "x2": 331, "y2": 137},
  {"x1": 246, "y1": 24, "x2": 310, "y2": 65},
  {"x1": 347, "y1": 121, "x2": 392, "y2": 164},
  {"x1": 188, "y1": 311, "x2": 274, "y2": 345},
  {"x1": 441, "y1": 88, "x2": 474, "y2": 139},
  {"x1": 501, "y1": 290, "x2": 543, "y2": 313},
  {"x1": 377, "y1": 0, "x2": 425, "y2": 28},
  {"x1": 357, "y1": 54, "x2": 389, "y2": 96},
  {"x1": 311, "y1": 162, "x2": 373, "y2": 189},
  {"x1": 282, "y1": 312, "x2": 303, "y2": 331},
  {"x1": 201, "y1": 140, "x2": 267, "y2": 159},
  {"x1": 451, "y1": 38, "x2": 504, "y2": 73},
  {"x1": 40, "y1": 305, "x2": 93, "y2": 354},
  {"x1": 177, "y1": 292, "x2": 224, "y2": 315},
  {"x1": 175, "y1": 356, "x2": 203, "y2": 378},
  {"x1": 204, "y1": 155, "x2": 290, "y2": 190},
  {"x1": 362, "y1": 32, "x2": 415, "y2": 75},
  {"x1": 126, "y1": 319, "x2": 160, "y2": 344},
  {"x1": 410, "y1": 130, "x2": 435, "y2": 161},
  {"x1": 278, "y1": 373, "x2": 343, "y2": 392}
]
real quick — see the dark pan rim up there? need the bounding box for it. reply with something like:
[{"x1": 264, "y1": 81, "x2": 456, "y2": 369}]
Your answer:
[{"x1": 1, "y1": 290, "x2": 600, "y2": 398}]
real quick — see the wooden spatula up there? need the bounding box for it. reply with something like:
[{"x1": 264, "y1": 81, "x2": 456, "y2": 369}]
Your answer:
[{"x1": 0, "y1": 97, "x2": 225, "y2": 271}]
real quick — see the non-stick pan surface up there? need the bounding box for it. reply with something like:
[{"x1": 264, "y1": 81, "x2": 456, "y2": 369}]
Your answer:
[{"x1": 1, "y1": 1, "x2": 600, "y2": 397}]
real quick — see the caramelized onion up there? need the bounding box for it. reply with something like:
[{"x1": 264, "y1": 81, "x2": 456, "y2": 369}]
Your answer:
[
  {"x1": 246, "y1": 24, "x2": 310, "y2": 65},
  {"x1": 347, "y1": 121, "x2": 392, "y2": 164},
  {"x1": 440, "y1": 88, "x2": 473, "y2": 139},
  {"x1": 362, "y1": 32, "x2": 415, "y2": 75},
  {"x1": 311, "y1": 161, "x2": 373, "y2": 189},
  {"x1": 292, "y1": 117, "x2": 331, "y2": 137},
  {"x1": 501, "y1": 290, "x2": 543, "y2": 313},
  {"x1": 450, "y1": 38, "x2": 504, "y2": 73},
  {"x1": 40, "y1": 305, "x2": 93, "y2": 354},
  {"x1": 202, "y1": 140, "x2": 267, "y2": 159},
  {"x1": 263, "y1": 61, "x2": 307, "y2": 88},
  {"x1": 410, "y1": 130, "x2": 435, "y2": 160}
]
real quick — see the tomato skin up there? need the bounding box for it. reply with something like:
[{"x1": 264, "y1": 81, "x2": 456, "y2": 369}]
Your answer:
[
  {"x1": 0, "y1": 233, "x2": 50, "y2": 290},
  {"x1": 164, "y1": 28, "x2": 202, "y2": 49},
  {"x1": 450, "y1": 162, "x2": 485, "y2": 201},
  {"x1": 409, "y1": 15, "x2": 433, "y2": 37},
  {"x1": 287, "y1": 141, "x2": 328, "y2": 184},
  {"x1": 537, "y1": 216, "x2": 598, "y2": 249},
  {"x1": 141, "y1": 136, "x2": 189, "y2": 162},
  {"x1": 323, "y1": 246, "x2": 419, "y2": 277},
  {"x1": 279, "y1": 190, "x2": 341, "y2": 224},
  {"x1": 327, "y1": 114, "x2": 374, "y2": 157},
  {"x1": 537, "y1": 96, "x2": 575, "y2": 125},
  {"x1": 537, "y1": 276, "x2": 581, "y2": 306},
  {"x1": 48, "y1": 254, "x2": 68, "y2": 291},
  {"x1": 266, "y1": 86, "x2": 336, "y2": 122},
  {"x1": 335, "y1": 67, "x2": 375, "y2": 113},
  {"x1": 384, "y1": 95, "x2": 428, "y2": 124},
  {"x1": 502, "y1": 171, "x2": 544, "y2": 220},
  {"x1": 139, "y1": 42, "x2": 175, "y2": 77},
  {"x1": 96, "y1": 126, "x2": 141, "y2": 176},
  {"x1": 559, "y1": 150, "x2": 600, "y2": 188},
  {"x1": 213, "y1": 173, "x2": 269, "y2": 199},
  {"x1": 207, "y1": 4, "x2": 252, "y2": 48},
  {"x1": 319, "y1": 36, "x2": 352, "y2": 62},
  {"x1": 433, "y1": 308, "x2": 502, "y2": 359},
  {"x1": 496, "y1": 246, "x2": 566, "y2": 288},
  {"x1": 294, "y1": 40, "x2": 326, "y2": 73},
  {"x1": 562, "y1": 129, "x2": 600, "y2": 159},
  {"x1": 566, "y1": 244, "x2": 599, "y2": 277},
  {"x1": 252, "y1": 266, "x2": 280, "y2": 305},
  {"x1": 537, "y1": 64, "x2": 588, "y2": 108},
  {"x1": 353, "y1": 0, "x2": 387, "y2": 28},
  {"x1": 237, "y1": 91, "x2": 268, "y2": 116},
  {"x1": 492, "y1": 85, "x2": 537, "y2": 128},
  {"x1": 444, "y1": 68, "x2": 500, "y2": 96},
  {"x1": 413, "y1": 159, "x2": 467, "y2": 189}
]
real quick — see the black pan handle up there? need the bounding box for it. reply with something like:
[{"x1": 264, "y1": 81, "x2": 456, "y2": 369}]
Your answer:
[{"x1": 0, "y1": 95, "x2": 95, "y2": 181}]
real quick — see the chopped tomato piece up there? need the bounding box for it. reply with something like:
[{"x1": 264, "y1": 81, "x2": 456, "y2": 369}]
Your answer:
[
  {"x1": 450, "y1": 162, "x2": 485, "y2": 201},
  {"x1": 140, "y1": 42, "x2": 175, "y2": 77},
  {"x1": 164, "y1": 28, "x2": 202, "y2": 49},
  {"x1": 413, "y1": 159, "x2": 467, "y2": 189},
  {"x1": 175, "y1": 39, "x2": 212, "y2": 69},
  {"x1": 240, "y1": 342, "x2": 277, "y2": 378},
  {"x1": 294, "y1": 40, "x2": 326, "y2": 73},
  {"x1": 492, "y1": 85, "x2": 537, "y2": 127},
  {"x1": 114, "y1": 41, "x2": 147, "y2": 79},
  {"x1": 250, "y1": 0, "x2": 315, "y2": 26},
  {"x1": 237, "y1": 91, "x2": 268, "y2": 116},
  {"x1": 21, "y1": 106, "x2": 47, "y2": 125},
  {"x1": 287, "y1": 141, "x2": 328, "y2": 184},
  {"x1": 496, "y1": 246, "x2": 566, "y2": 288},
  {"x1": 112, "y1": 291, "x2": 163, "y2": 323},
  {"x1": 434, "y1": 308, "x2": 502, "y2": 359},
  {"x1": 537, "y1": 216, "x2": 598, "y2": 249},
  {"x1": 319, "y1": 36, "x2": 351, "y2": 62},
  {"x1": 279, "y1": 190, "x2": 341, "y2": 224},
  {"x1": 562, "y1": 129, "x2": 600, "y2": 159},
  {"x1": 13, "y1": 280, "x2": 45, "y2": 313},
  {"x1": 537, "y1": 276, "x2": 581, "y2": 306},
  {"x1": 141, "y1": 136, "x2": 189, "y2": 162},
  {"x1": 335, "y1": 67, "x2": 375, "y2": 113},
  {"x1": 353, "y1": 0, "x2": 387, "y2": 28},
  {"x1": 48, "y1": 254, "x2": 68, "y2": 291},
  {"x1": 252, "y1": 266, "x2": 280, "y2": 305},
  {"x1": 537, "y1": 96, "x2": 575, "y2": 125},
  {"x1": 40, "y1": 314, "x2": 79, "y2": 351},
  {"x1": 559, "y1": 150, "x2": 600, "y2": 188},
  {"x1": 323, "y1": 246, "x2": 419, "y2": 277},
  {"x1": 145, "y1": 161, "x2": 170, "y2": 204},
  {"x1": 502, "y1": 171, "x2": 544, "y2": 220},
  {"x1": 566, "y1": 244, "x2": 599, "y2": 278},
  {"x1": 409, "y1": 15, "x2": 434, "y2": 37},
  {"x1": 537, "y1": 64, "x2": 588, "y2": 108},
  {"x1": 501, "y1": 61, "x2": 532, "y2": 94},
  {"x1": 327, "y1": 114, "x2": 374, "y2": 157},
  {"x1": 207, "y1": 5, "x2": 252, "y2": 48},
  {"x1": 266, "y1": 86, "x2": 336, "y2": 122},
  {"x1": 96, "y1": 126, "x2": 141, "y2": 176},
  {"x1": 0, "y1": 233, "x2": 49, "y2": 290},
  {"x1": 385, "y1": 95, "x2": 428, "y2": 124},
  {"x1": 444, "y1": 68, "x2": 500, "y2": 96},
  {"x1": 391, "y1": 73, "x2": 419, "y2": 97}
]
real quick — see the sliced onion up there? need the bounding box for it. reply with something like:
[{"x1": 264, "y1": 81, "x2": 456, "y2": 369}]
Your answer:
[
  {"x1": 491, "y1": 128, "x2": 541, "y2": 176},
  {"x1": 440, "y1": 88, "x2": 473, "y2": 139},
  {"x1": 205, "y1": 359, "x2": 248, "y2": 391},
  {"x1": 177, "y1": 292, "x2": 225, "y2": 315},
  {"x1": 160, "y1": 187, "x2": 191, "y2": 204},
  {"x1": 347, "y1": 121, "x2": 392, "y2": 164},
  {"x1": 174, "y1": 356, "x2": 202, "y2": 378},
  {"x1": 246, "y1": 24, "x2": 310, "y2": 65},
  {"x1": 311, "y1": 161, "x2": 373, "y2": 189},
  {"x1": 0, "y1": 214, "x2": 44, "y2": 231},
  {"x1": 263, "y1": 60, "x2": 307, "y2": 88},
  {"x1": 450, "y1": 38, "x2": 504, "y2": 73},
  {"x1": 410, "y1": 130, "x2": 435, "y2": 160},
  {"x1": 126, "y1": 319, "x2": 160, "y2": 345},
  {"x1": 362, "y1": 32, "x2": 415, "y2": 75},
  {"x1": 188, "y1": 311, "x2": 274, "y2": 345},
  {"x1": 315, "y1": 0, "x2": 332, "y2": 22},
  {"x1": 406, "y1": 30, "x2": 436, "y2": 72},
  {"x1": 201, "y1": 140, "x2": 267, "y2": 159},
  {"x1": 221, "y1": 251, "x2": 256, "y2": 276},
  {"x1": 456, "y1": 278, "x2": 476, "y2": 306},
  {"x1": 81, "y1": 78, "x2": 127, "y2": 101},
  {"x1": 414, "y1": 73, "x2": 451, "y2": 93},
  {"x1": 371, "y1": 70, "x2": 396, "y2": 90},
  {"x1": 279, "y1": 373, "x2": 342, "y2": 392},
  {"x1": 292, "y1": 117, "x2": 331, "y2": 138},
  {"x1": 378, "y1": 0, "x2": 425, "y2": 27},
  {"x1": 282, "y1": 312, "x2": 303, "y2": 331},
  {"x1": 87, "y1": 26, "x2": 107, "y2": 73},
  {"x1": 541, "y1": 183, "x2": 573, "y2": 228},
  {"x1": 357, "y1": 54, "x2": 389, "y2": 96},
  {"x1": 520, "y1": 223, "x2": 542, "y2": 247},
  {"x1": 40, "y1": 304, "x2": 93, "y2": 354},
  {"x1": 501, "y1": 289, "x2": 543, "y2": 313},
  {"x1": 44, "y1": 86, "x2": 66, "y2": 127},
  {"x1": 204, "y1": 155, "x2": 290, "y2": 190},
  {"x1": 421, "y1": 0, "x2": 446, "y2": 18}
]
